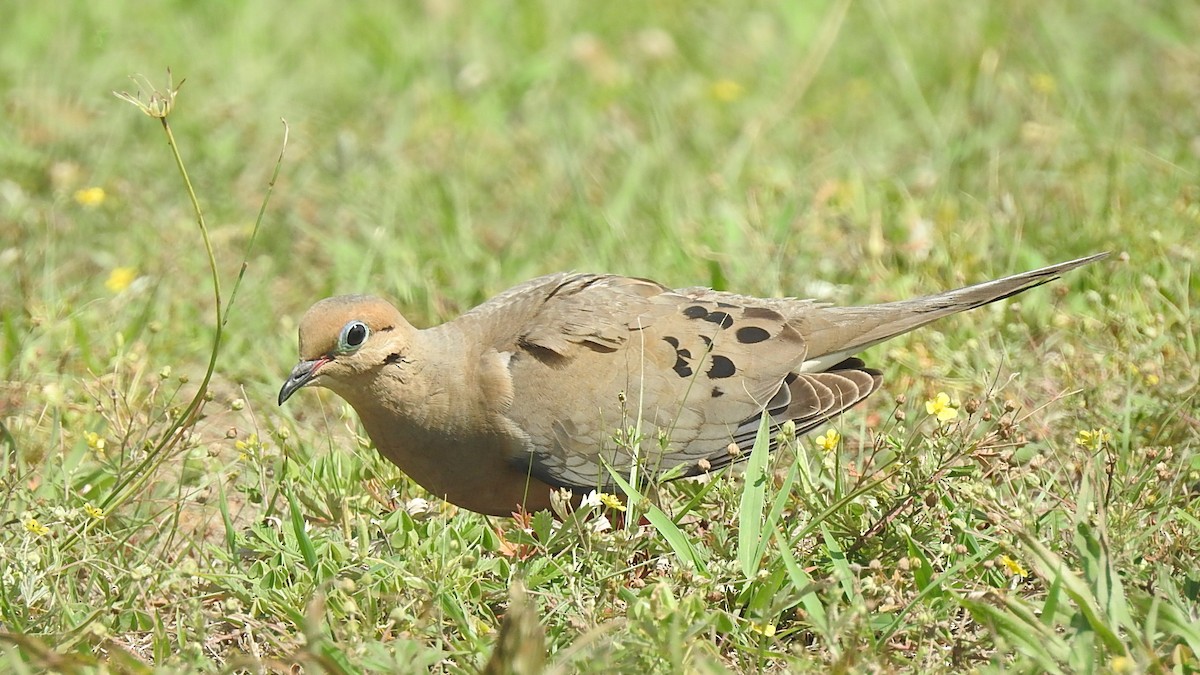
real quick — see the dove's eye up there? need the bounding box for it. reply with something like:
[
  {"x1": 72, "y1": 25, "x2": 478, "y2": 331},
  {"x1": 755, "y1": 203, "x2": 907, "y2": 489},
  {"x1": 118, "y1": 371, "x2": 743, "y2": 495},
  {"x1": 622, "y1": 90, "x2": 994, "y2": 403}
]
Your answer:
[{"x1": 338, "y1": 321, "x2": 369, "y2": 352}]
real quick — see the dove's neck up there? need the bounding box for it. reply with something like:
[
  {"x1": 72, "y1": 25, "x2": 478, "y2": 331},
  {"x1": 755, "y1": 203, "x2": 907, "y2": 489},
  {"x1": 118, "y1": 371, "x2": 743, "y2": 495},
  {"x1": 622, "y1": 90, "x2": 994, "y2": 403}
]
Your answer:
[
  {"x1": 343, "y1": 325, "x2": 507, "y2": 440},
  {"x1": 334, "y1": 325, "x2": 531, "y2": 511}
]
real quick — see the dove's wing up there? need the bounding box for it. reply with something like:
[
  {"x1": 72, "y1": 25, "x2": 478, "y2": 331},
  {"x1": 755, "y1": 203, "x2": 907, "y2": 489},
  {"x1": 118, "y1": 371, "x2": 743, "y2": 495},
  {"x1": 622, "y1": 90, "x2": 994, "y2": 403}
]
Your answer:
[
  {"x1": 453, "y1": 252, "x2": 1107, "y2": 491},
  {"x1": 456, "y1": 273, "x2": 879, "y2": 490}
]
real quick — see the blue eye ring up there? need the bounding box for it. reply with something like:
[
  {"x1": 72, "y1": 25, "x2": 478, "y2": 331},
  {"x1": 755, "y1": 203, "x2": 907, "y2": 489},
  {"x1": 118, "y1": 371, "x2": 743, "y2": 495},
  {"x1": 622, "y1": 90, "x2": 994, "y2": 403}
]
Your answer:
[{"x1": 337, "y1": 320, "x2": 370, "y2": 353}]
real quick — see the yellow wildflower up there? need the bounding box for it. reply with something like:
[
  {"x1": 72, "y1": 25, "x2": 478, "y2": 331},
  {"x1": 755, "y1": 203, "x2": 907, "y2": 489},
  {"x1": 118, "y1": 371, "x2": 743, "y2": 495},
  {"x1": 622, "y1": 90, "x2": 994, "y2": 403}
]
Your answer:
[
  {"x1": 84, "y1": 504, "x2": 105, "y2": 519},
  {"x1": 1109, "y1": 656, "x2": 1136, "y2": 674},
  {"x1": 1075, "y1": 428, "x2": 1112, "y2": 451},
  {"x1": 1029, "y1": 73, "x2": 1057, "y2": 95},
  {"x1": 235, "y1": 433, "x2": 259, "y2": 461},
  {"x1": 710, "y1": 79, "x2": 743, "y2": 102},
  {"x1": 84, "y1": 431, "x2": 107, "y2": 457},
  {"x1": 925, "y1": 392, "x2": 959, "y2": 422},
  {"x1": 999, "y1": 554, "x2": 1029, "y2": 578},
  {"x1": 74, "y1": 186, "x2": 107, "y2": 207},
  {"x1": 105, "y1": 267, "x2": 137, "y2": 293},
  {"x1": 23, "y1": 518, "x2": 50, "y2": 537},
  {"x1": 815, "y1": 428, "x2": 840, "y2": 451},
  {"x1": 598, "y1": 492, "x2": 627, "y2": 512},
  {"x1": 749, "y1": 623, "x2": 777, "y2": 637}
]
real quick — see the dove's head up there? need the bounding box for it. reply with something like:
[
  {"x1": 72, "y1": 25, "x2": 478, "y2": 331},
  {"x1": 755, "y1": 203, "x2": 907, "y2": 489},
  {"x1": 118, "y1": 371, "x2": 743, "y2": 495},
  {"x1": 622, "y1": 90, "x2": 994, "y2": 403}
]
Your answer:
[{"x1": 278, "y1": 295, "x2": 414, "y2": 405}]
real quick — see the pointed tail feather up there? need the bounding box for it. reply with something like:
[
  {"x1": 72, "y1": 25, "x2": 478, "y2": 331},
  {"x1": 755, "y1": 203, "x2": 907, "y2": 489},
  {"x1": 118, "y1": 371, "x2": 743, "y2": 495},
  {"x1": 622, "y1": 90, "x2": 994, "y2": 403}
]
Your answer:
[{"x1": 800, "y1": 252, "x2": 1109, "y2": 369}]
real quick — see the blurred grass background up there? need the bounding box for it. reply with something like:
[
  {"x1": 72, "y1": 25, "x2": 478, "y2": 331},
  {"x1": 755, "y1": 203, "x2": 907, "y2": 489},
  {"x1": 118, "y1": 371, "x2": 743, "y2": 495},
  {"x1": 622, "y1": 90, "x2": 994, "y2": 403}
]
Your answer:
[{"x1": 1, "y1": 0, "x2": 1197, "y2": 671}]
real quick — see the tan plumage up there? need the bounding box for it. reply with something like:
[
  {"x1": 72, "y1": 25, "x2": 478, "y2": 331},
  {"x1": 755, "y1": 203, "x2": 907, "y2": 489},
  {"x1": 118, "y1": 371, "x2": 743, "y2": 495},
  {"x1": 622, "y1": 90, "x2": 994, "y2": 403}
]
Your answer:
[{"x1": 279, "y1": 253, "x2": 1106, "y2": 516}]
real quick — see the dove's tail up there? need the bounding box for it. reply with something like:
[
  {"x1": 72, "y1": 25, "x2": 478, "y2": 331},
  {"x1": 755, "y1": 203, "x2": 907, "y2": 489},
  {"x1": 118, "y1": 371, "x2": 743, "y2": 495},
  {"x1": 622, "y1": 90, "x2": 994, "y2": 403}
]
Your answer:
[{"x1": 801, "y1": 252, "x2": 1109, "y2": 371}]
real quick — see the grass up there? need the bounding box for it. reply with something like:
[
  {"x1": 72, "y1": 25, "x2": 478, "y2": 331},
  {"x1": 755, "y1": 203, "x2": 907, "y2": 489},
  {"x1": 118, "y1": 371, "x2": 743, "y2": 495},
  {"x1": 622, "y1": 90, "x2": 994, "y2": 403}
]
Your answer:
[{"x1": 1, "y1": 0, "x2": 1198, "y2": 671}]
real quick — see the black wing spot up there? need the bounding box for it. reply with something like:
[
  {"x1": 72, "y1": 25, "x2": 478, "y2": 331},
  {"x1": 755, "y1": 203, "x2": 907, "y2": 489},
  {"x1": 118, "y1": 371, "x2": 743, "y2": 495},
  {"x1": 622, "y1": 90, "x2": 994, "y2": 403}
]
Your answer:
[
  {"x1": 703, "y1": 311, "x2": 734, "y2": 329},
  {"x1": 736, "y1": 326, "x2": 770, "y2": 344},
  {"x1": 707, "y1": 355, "x2": 736, "y2": 379},
  {"x1": 663, "y1": 336, "x2": 680, "y2": 348},
  {"x1": 673, "y1": 356, "x2": 693, "y2": 378},
  {"x1": 711, "y1": 387, "x2": 724, "y2": 398},
  {"x1": 683, "y1": 305, "x2": 708, "y2": 319}
]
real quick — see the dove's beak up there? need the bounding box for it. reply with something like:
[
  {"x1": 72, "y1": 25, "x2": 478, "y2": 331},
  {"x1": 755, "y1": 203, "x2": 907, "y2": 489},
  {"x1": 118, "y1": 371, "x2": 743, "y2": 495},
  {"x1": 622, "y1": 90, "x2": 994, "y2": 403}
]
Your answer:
[{"x1": 278, "y1": 357, "x2": 330, "y2": 405}]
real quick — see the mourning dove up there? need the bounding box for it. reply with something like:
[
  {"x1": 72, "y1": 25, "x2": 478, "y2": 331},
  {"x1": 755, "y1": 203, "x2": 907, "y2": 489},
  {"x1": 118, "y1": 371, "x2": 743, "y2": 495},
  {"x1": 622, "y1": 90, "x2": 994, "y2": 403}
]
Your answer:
[{"x1": 279, "y1": 253, "x2": 1106, "y2": 516}]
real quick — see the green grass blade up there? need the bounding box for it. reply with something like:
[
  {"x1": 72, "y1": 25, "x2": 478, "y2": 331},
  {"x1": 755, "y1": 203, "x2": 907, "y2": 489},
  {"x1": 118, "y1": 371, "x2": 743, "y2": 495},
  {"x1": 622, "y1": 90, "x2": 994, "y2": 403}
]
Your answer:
[
  {"x1": 958, "y1": 595, "x2": 1069, "y2": 674},
  {"x1": 1018, "y1": 530, "x2": 1128, "y2": 656},
  {"x1": 774, "y1": 528, "x2": 829, "y2": 635},
  {"x1": 1042, "y1": 566, "x2": 1065, "y2": 626},
  {"x1": 821, "y1": 525, "x2": 858, "y2": 602},
  {"x1": 762, "y1": 438, "x2": 800, "y2": 543},
  {"x1": 737, "y1": 413, "x2": 772, "y2": 577},
  {"x1": 905, "y1": 536, "x2": 938, "y2": 596},
  {"x1": 286, "y1": 484, "x2": 318, "y2": 571},
  {"x1": 606, "y1": 465, "x2": 709, "y2": 577},
  {"x1": 216, "y1": 476, "x2": 237, "y2": 556}
]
